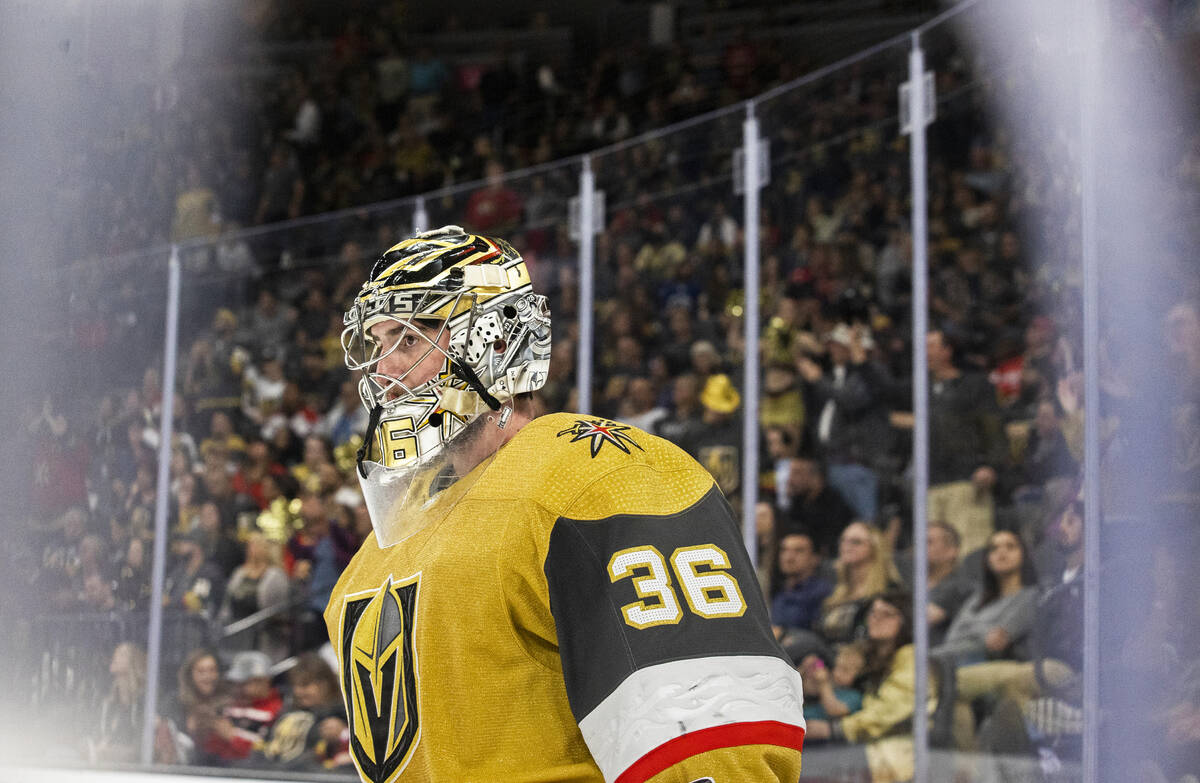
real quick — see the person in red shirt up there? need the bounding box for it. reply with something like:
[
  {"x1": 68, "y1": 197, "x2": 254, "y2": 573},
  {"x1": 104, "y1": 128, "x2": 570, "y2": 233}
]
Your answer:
[
  {"x1": 227, "y1": 652, "x2": 284, "y2": 742},
  {"x1": 202, "y1": 651, "x2": 285, "y2": 763},
  {"x1": 231, "y1": 439, "x2": 288, "y2": 510}
]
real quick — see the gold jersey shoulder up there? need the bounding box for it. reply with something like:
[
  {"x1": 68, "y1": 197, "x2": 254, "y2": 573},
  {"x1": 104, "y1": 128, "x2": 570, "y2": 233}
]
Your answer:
[
  {"x1": 471, "y1": 411, "x2": 716, "y2": 521},
  {"x1": 322, "y1": 412, "x2": 714, "y2": 783}
]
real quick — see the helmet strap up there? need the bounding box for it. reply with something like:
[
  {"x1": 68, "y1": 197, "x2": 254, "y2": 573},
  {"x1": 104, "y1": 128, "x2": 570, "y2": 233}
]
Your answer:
[{"x1": 356, "y1": 403, "x2": 385, "y2": 479}]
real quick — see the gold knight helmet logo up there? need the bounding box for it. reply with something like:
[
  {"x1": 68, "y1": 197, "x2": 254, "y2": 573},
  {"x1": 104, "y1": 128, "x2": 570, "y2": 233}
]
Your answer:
[{"x1": 339, "y1": 575, "x2": 421, "y2": 783}]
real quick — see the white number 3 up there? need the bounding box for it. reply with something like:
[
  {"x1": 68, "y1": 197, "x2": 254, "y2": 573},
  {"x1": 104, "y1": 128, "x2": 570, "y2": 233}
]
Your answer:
[{"x1": 607, "y1": 544, "x2": 747, "y2": 629}]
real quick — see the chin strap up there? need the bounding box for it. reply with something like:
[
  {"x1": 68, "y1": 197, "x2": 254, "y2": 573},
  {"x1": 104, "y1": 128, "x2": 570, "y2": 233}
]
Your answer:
[
  {"x1": 449, "y1": 358, "x2": 502, "y2": 411},
  {"x1": 356, "y1": 403, "x2": 385, "y2": 479},
  {"x1": 439, "y1": 387, "x2": 493, "y2": 417}
]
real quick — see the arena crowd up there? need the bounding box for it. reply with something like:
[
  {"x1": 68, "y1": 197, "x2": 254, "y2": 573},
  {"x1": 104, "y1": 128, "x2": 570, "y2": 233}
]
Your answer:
[{"x1": 11, "y1": 1, "x2": 1200, "y2": 780}]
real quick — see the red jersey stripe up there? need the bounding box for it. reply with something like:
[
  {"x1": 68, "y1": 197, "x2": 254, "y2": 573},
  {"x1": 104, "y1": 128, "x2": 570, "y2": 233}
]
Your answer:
[{"x1": 613, "y1": 720, "x2": 806, "y2": 783}]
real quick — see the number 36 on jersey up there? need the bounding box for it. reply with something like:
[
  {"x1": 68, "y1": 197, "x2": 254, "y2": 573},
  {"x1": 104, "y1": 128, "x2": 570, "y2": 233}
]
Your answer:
[{"x1": 607, "y1": 544, "x2": 747, "y2": 629}]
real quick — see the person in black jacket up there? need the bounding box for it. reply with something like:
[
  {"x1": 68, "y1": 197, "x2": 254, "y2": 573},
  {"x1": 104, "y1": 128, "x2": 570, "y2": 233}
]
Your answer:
[
  {"x1": 781, "y1": 454, "x2": 855, "y2": 558},
  {"x1": 164, "y1": 530, "x2": 226, "y2": 620},
  {"x1": 925, "y1": 329, "x2": 1007, "y2": 555}
]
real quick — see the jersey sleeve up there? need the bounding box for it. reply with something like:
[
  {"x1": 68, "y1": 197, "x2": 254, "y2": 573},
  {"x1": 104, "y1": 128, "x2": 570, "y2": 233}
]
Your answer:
[{"x1": 544, "y1": 481, "x2": 805, "y2": 783}]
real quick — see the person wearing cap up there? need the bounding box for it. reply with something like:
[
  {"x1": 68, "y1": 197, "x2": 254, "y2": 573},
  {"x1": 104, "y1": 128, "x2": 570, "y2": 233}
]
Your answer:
[
  {"x1": 289, "y1": 488, "x2": 354, "y2": 650},
  {"x1": 222, "y1": 651, "x2": 284, "y2": 761},
  {"x1": 677, "y1": 372, "x2": 743, "y2": 498},
  {"x1": 795, "y1": 322, "x2": 891, "y2": 523}
]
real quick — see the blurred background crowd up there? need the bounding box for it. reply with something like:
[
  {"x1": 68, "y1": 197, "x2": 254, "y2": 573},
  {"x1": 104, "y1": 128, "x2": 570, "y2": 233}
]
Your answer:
[{"x1": 5, "y1": 0, "x2": 1200, "y2": 780}]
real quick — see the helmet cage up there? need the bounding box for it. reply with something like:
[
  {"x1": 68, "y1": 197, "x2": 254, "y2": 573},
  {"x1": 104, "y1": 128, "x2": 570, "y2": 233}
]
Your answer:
[
  {"x1": 340, "y1": 226, "x2": 550, "y2": 475},
  {"x1": 341, "y1": 299, "x2": 459, "y2": 414}
]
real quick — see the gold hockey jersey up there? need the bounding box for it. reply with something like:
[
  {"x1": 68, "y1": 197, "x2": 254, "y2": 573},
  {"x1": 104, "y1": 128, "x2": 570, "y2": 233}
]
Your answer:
[{"x1": 324, "y1": 412, "x2": 805, "y2": 783}]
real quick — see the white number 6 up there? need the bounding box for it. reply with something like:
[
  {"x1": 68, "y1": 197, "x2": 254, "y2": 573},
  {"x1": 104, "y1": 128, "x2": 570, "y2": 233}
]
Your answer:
[{"x1": 671, "y1": 545, "x2": 747, "y2": 618}]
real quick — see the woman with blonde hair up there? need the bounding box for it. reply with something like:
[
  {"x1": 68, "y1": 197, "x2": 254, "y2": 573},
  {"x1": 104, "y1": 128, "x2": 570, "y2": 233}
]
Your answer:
[
  {"x1": 219, "y1": 531, "x2": 291, "y2": 661},
  {"x1": 783, "y1": 520, "x2": 900, "y2": 665},
  {"x1": 88, "y1": 642, "x2": 148, "y2": 763}
]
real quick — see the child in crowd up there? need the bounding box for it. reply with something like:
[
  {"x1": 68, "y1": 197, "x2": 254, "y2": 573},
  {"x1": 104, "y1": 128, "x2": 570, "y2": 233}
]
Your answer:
[
  {"x1": 224, "y1": 651, "x2": 283, "y2": 753},
  {"x1": 255, "y1": 652, "x2": 348, "y2": 771},
  {"x1": 801, "y1": 642, "x2": 867, "y2": 722}
]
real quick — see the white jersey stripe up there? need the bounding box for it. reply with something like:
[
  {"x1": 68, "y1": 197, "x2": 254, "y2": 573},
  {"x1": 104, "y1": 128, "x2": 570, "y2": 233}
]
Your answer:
[{"x1": 576, "y1": 654, "x2": 805, "y2": 783}]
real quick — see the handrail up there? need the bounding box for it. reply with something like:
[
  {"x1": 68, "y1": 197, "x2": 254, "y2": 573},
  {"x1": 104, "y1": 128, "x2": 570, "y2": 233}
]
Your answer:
[
  {"x1": 914, "y1": 0, "x2": 985, "y2": 34},
  {"x1": 220, "y1": 594, "x2": 307, "y2": 639},
  {"x1": 13, "y1": 762, "x2": 358, "y2": 782}
]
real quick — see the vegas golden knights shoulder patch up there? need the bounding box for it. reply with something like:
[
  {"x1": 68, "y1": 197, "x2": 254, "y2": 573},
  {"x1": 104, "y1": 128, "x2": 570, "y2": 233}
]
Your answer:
[{"x1": 339, "y1": 574, "x2": 421, "y2": 783}]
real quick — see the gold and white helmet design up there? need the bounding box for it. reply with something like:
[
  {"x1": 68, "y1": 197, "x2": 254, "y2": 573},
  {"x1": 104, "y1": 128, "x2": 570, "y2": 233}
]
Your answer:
[{"x1": 342, "y1": 226, "x2": 550, "y2": 544}]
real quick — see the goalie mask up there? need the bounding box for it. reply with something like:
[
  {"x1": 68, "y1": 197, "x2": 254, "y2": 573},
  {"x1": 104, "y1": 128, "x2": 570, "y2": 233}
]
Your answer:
[{"x1": 342, "y1": 225, "x2": 551, "y2": 545}]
